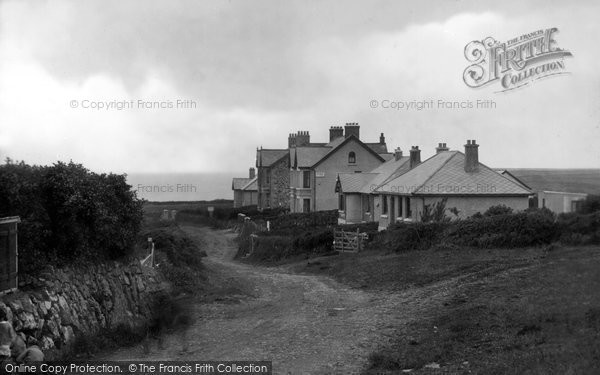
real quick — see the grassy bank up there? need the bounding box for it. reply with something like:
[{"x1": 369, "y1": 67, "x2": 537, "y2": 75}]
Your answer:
[{"x1": 291, "y1": 244, "x2": 600, "y2": 373}]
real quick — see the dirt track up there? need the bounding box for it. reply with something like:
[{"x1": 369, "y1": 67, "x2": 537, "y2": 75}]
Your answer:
[{"x1": 103, "y1": 226, "x2": 450, "y2": 373}]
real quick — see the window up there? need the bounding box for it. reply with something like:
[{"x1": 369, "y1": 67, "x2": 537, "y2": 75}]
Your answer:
[
  {"x1": 390, "y1": 196, "x2": 395, "y2": 220},
  {"x1": 265, "y1": 193, "x2": 271, "y2": 208},
  {"x1": 398, "y1": 197, "x2": 404, "y2": 218},
  {"x1": 303, "y1": 170, "x2": 311, "y2": 188},
  {"x1": 339, "y1": 194, "x2": 345, "y2": 211},
  {"x1": 348, "y1": 151, "x2": 356, "y2": 164},
  {"x1": 303, "y1": 198, "x2": 311, "y2": 213},
  {"x1": 266, "y1": 170, "x2": 271, "y2": 184},
  {"x1": 364, "y1": 195, "x2": 370, "y2": 212},
  {"x1": 406, "y1": 197, "x2": 411, "y2": 218},
  {"x1": 382, "y1": 195, "x2": 388, "y2": 214}
]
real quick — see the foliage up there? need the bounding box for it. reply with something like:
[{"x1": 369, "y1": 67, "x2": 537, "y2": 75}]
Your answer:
[
  {"x1": 557, "y1": 211, "x2": 600, "y2": 245},
  {"x1": 579, "y1": 194, "x2": 600, "y2": 214},
  {"x1": 372, "y1": 222, "x2": 450, "y2": 252},
  {"x1": 140, "y1": 222, "x2": 207, "y2": 294},
  {"x1": 420, "y1": 198, "x2": 451, "y2": 223},
  {"x1": 483, "y1": 204, "x2": 514, "y2": 216},
  {"x1": 0, "y1": 160, "x2": 144, "y2": 274}
]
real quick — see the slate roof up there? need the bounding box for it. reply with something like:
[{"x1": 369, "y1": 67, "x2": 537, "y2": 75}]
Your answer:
[
  {"x1": 257, "y1": 149, "x2": 288, "y2": 167},
  {"x1": 313, "y1": 135, "x2": 385, "y2": 168},
  {"x1": 335, "y1": 156, "x2": 411, "y2": 194},
  {"x1": 359, "y1": 156, "x2": 411, "y2": 193},
  {"x1": 365, "y1": 143, "x2": 388, "y2": 154},
  {"x1": 375, "y1": 151, "x2": 531, "y2": 196},
  {"x1": 290, "y1": 147, "x2": 331, "y2": 168},
  {"x1": 337, "y1": 173, "x2": 379, "y2": 193},
  {"x1": 242, "y1": 177, "x2": 257, "y2": 191},
  {"x1": 232, "y1": 178, "x2": 252, "y2": 190}
]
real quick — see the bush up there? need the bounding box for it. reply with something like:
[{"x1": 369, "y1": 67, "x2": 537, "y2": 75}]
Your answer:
[
  {"x1": 446, "y1": 211, "x2": 559, "y2": 248},
  {"x1": 372, "y1": 208, "x2": 562, "y2": 252},
  {"x1": 579, "y1": 195, "x2": 600, "y2": 214},
  {"x1": 141, "y1": 223, "x2": 207, "y2": 294},
  {"x1": 372, "y1": 222, "x2": 449, "y2": 252},
  {"x1": 484, "y1": 204, "x2": 514, "y2": 216},
  {"x1": 558, "y1": 212, "x2": 600, "y2": 245},
  {"x1": 0, "y1": 160, "x2": 144, "y2": 274}
]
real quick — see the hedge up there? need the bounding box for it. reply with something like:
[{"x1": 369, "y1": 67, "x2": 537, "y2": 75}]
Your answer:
[{"x1": 0, "y1": 160, "x2": 144, "y2": 274}]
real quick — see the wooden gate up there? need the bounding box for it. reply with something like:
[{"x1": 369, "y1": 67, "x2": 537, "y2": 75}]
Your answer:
[
  {"x1": 0, "y1": 217, "x2": 20, "y2": 294},
  {"x1": 333, "y1": 228, "x2": 366, "y2": 252}
]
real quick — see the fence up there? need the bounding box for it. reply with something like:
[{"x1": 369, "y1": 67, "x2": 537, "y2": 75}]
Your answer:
[
  {"x1": 333, "y1": 228, "x2": 367, "y2": 252},
  {"x1": 140, "y1": 237, "x2": 155, "y2": 267}
]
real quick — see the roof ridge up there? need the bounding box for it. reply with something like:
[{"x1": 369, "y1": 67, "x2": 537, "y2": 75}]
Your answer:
[
  {"x1": 479, "y1": 160, "x2": 532, "y2": 194},
  {"x1": 312, "y1": 135, "x2": 385, "y2": 168},
  {"x1": 370, "y1": 158, "x2": 411, "y2": 191}
]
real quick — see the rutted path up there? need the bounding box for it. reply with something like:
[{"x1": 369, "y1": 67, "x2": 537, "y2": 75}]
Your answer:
[{"x1": 103, "y1": 226, "x2": 452, "y2": 374}]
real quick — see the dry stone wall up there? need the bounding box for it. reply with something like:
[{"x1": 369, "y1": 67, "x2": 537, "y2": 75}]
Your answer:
[{"x1": 0, "y1": 261, "x2": 167, "y2": 359}]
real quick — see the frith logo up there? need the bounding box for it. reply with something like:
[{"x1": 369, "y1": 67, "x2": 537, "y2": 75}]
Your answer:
[{"x1": 463, "y1": 28, "x2": 573, "y2": 92}]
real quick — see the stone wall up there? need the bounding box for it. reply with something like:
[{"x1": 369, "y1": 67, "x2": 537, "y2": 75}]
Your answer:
[{"x1": 0, "y1": 261, "x2": 167, "y2": 359}]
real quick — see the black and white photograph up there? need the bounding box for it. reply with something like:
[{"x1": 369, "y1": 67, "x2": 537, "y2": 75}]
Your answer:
[{"x1": 0, "y1": 0, "x2": 599, "y2": 373}]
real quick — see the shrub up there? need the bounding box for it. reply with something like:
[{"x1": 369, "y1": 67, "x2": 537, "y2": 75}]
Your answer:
[
  {"x1": 558, "y1": 211, "x2": 600, "y2": 245},
  {"x1": 420, "y1": 198, "x2": 451, "y2": 223},
  {"x1": 446, "y1": 211, "x2": 559, "y2": 248},
  {"x1": 484, "y1": 204, "x2": 514, "y2": 216},
  {"x1": 0, "y1": 160, "x2": 144, "y2": 274},
  {"x1": 372, "y1": 222, "x2": 449, "y2": 252},
  {"x1": 579, "y1": 195, "x2": 600, "y2": 214},
  {"x1": 141, "y1": 223, "x2": 207, "y2": 294}
]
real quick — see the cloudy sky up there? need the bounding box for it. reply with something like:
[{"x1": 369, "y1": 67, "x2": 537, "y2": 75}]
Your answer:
[{"x1": 1, "y1": 0, "x2": 598, "y2": 175}]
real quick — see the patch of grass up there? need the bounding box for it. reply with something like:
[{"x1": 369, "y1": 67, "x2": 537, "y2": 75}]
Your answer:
[
  {"x1": 58, "y1": 323, "x2": 148, "y2": 360},
  {"x1": 361, "y1": 245, "x2": 600, "y2": 374}
]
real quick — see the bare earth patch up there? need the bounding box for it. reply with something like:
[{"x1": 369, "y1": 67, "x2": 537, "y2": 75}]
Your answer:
[{"x1": 101, "y1": 226, "x2": 455, "y2": 373}]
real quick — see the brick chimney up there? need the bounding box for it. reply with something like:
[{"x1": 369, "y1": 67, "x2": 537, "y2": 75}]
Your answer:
[
  {"x1": 409, "y1": 146, "x2": 421, "y2": 169},
  {"x1": 329, "y1": 126, "x2": 344, "y2": 142},
  {"x1": 380, "y1": 132, "x2": 385, "y2": 145},
  {"x1": 436, "y1": 142, "x2": 450, "y2": 153},
  {"x1": 394, "y1": 147, "x2": 403, "y2": 161},
  {"x1": 296, "y1": 130, "x2": 310, "y2": 146},
  {"x1": 288, "y1": 133, "x2": 297, "y2": 148},
  {"x1": 344, "y1": 122, "x2": 360, "y2": 139},
  {"x1": 464, "y1": 139, "x2": 479, "y2": 173},
  {"x1": 249, "y1": 168, "x2": 255, "y2": 179}
]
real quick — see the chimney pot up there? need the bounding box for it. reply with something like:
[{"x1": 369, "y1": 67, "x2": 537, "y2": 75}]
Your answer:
[
  {"x1": 329, "y1": 126, "x2": 344, "y2": 141},
  {"x1": 394, "y1": 147, "x2": 403, "y2": 161},
  {"x1": 409, "y1": 146, "x2": 421, "y2": 169},
  {"x1": 436, "y1": 142, "x2": 450, "y2": 154},
  {"x1": 344, "y1": 123, "x2": 360, "y2": 139},
  {"x1": 464, "y1": 139, "x2": 479, "y2": 172},
  {"x1": 249, "y1": 167, "x2": 255, "y2": 179}
]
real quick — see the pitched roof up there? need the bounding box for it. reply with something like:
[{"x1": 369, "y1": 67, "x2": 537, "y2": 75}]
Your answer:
[
  {"x1": 336, "y1": 173, "x2": 379, "y2": 193},
  {"x1": 359, "y1": 156, "x2": 411, "y2": 193},
  {"x1": 334, "y1": 156, "x2": 411, "y2": 194},
  {"x1": 312, "y1": 135, "x2": 385, "y2": 168},
  {"x1": 257, "y1": 149, "x2": 288, "y2": 167},
  {"x1": 232, "y1": 177, "x2": 252, "y2": 190},
  {"x1": 241, "y1": 177, "x2": 257, "y2": 191},
  {"x1": 290, "y1": 146, "x2": 331, "y2": 168},
  {"x1": 498, "y1": 170, "x2": 532, "y2": 190},
  {"x1": 504, "y1": 169, "x2": 600, "y2": 195},
  {"x1": 375, "y1": 151, "x2": 531, "y2": 196},
  {"x1": 365, "y1": 143, "x2": 388, "y2": 154}
]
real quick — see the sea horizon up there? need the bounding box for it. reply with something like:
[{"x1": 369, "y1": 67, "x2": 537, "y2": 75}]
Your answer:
[{"x1": 126, "y1": 172, "x2": 245, "y2": 202}]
